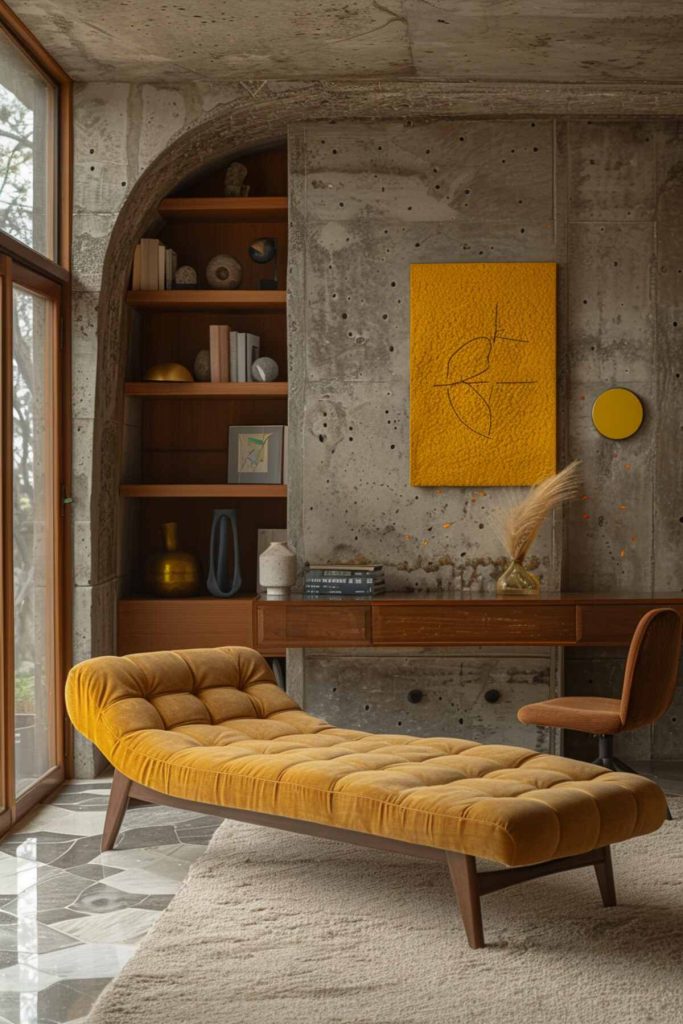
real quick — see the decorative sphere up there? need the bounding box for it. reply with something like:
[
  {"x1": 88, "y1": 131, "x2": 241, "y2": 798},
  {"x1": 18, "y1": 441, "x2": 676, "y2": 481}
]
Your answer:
[
  {"x1": 193, "y1": 349, "x2": 211, "y2": 381},
  {"x1": 248, "y1": 237, "x2": 277, "y2": 264},
  {"x1": 144, "y1": 362, "x2": 193, "y2": 382},
  {"x1": 206, "y1": 254, "x2": 242, "y2": 290},
  {"x1": 250, "y1": 356, "x2": 279, "y2": 383},
  {"x1": 174, "y1": 265, "x2": 197, "y2": 288}
]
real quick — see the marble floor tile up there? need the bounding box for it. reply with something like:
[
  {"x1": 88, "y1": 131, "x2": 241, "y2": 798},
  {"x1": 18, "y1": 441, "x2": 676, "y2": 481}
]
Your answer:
[
  {"x1": 50, "y1": 908, "x2": 161, "y2": 946},
  {"x1": 33, "y1": 943, "x2": 134, "y2": 981},
  {"x1": 0, "y1": 775, "x2": 221, "y2": 1022}
]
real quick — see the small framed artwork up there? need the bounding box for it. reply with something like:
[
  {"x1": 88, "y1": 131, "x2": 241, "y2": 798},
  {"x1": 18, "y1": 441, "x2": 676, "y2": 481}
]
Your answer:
[{"x1": 228, "y1": 425, "x2": 284, "y2": 484}]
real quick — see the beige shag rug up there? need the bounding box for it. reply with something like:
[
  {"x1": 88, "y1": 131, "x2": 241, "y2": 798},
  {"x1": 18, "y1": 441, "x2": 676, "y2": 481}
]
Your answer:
[{"x1": 89, "y1": 800, "x2": 683, "y2": 1024}]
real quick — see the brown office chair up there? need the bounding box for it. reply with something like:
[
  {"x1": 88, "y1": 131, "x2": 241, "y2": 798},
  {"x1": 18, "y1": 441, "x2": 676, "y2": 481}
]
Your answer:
[{"x1": 518, "y1": 608, "x2": 682, "y2": 813}]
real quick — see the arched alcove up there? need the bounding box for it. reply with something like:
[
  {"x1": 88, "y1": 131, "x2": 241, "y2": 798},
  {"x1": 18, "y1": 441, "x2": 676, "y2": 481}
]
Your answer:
[{"x1": 89, "y1": 81, "x2": 476, "y2": 661}]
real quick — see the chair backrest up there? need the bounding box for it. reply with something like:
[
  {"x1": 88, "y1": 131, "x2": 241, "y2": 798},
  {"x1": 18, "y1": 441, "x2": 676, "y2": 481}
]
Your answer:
[{"x1": 619, "y1": 608, "x2": 682, "y2": 731}]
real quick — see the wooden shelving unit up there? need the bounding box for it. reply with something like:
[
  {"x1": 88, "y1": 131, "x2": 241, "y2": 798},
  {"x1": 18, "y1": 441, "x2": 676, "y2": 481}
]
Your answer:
[
  {"x1": 127, "y1": 290, "x2": 286, "y2": 311},
  {"x1": 118, "y1": 143, "x2": 289, "y2": 657},
  {"x1": 124, "y1": 382, "x2": 288, "y2": 398},
  {"x1": 120, "y1": 484, "x2": 287, "y2": 499},
  {"x1": 158, "y1": 196, "x2": 288, "y2": 222}
]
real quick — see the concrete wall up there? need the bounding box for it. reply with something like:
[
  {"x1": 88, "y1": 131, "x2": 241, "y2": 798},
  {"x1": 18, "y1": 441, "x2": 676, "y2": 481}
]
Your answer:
[
  {"x1": 287, "y1": 118, "x2": 682, "y2": 758},
  {"x1": 70, "y1": 81, "x2": 683, "y2": 772}
]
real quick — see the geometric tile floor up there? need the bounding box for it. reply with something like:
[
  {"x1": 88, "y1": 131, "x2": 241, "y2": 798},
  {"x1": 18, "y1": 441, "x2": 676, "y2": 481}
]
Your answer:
[
  {"x1": 0, "y1": 777, "x2": 219, "y2": 1024},
  {"x1": 1, "y1": 764, "x2": 681, "y2": 1024}
]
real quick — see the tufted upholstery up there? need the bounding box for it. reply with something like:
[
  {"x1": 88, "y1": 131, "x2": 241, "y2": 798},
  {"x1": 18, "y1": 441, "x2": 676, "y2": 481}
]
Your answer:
[{"x1": 66, "y1": 646, "x2": 667, "y2": 868}]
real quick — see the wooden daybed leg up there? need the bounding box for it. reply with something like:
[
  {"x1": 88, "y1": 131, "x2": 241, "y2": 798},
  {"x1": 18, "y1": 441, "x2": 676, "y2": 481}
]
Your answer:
[
  {"x1": 593, "y1": 846, "x2": 617, "y2": 907},
  {"x1": 446, "y1": 852, "x2": 485, "y2": 949},
  {"x1": 101, "y1": 771, "x2": 132, "y2": 852}
]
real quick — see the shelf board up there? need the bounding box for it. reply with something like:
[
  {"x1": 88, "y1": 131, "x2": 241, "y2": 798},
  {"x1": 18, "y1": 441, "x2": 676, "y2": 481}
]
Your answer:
[
  {"x1": 124, "y1": 382, "x2": 288, "y2": 398},
  {"x1": 159, "y1": 196, "x2": 288, "y2": 222},
  {"x1": 120, "y1": 483, "x2": 287, "y2": 499},
  {"x1": 127, "y1": 290, "x2": 286, "y2": 311}
]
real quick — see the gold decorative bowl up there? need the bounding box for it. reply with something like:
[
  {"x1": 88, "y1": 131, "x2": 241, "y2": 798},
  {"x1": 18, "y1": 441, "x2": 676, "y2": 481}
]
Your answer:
[{"x1": 143, "y1": 363, "x2": 193, "y2": 382}]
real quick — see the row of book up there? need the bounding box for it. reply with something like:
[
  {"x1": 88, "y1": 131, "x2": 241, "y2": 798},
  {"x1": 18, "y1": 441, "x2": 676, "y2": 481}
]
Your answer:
[
  {"x1": 209, "y1": 325, "x2": 260, "y2": 382},
  {"x1": 304, "y1": 564, "x2": 385, "y2": 597},
  {"x1": 131, "y1": 238, "x2": 177, "y2": 290}
]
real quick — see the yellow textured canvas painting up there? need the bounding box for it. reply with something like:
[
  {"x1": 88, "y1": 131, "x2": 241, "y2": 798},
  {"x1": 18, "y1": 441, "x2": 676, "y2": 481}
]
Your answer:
[{"x1": 410, "y1": 262, "x2": 556, "y2": 486}]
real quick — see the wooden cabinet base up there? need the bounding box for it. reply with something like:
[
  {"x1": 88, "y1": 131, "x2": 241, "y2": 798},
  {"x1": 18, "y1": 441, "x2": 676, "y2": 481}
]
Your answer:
[{"x1": 117, "y1": 598, "x2": 258, "y2": 655}]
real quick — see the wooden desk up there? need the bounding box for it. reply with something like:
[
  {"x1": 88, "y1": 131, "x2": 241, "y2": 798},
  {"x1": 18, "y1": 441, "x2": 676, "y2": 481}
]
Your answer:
[{"x1": 256, "y1": 592, "x2": 683, "y2": 651}]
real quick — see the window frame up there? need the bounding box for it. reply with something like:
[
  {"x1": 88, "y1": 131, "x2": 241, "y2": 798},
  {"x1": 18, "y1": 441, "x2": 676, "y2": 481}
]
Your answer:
[{"x1": 0, "y1": 1, "x2": 72, "y2": 834}]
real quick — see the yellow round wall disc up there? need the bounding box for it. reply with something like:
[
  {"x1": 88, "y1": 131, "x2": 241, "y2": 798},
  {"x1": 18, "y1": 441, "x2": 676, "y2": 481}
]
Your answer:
[{"x1": 591, "y1": 388, "x2": 644, "y2": 439}]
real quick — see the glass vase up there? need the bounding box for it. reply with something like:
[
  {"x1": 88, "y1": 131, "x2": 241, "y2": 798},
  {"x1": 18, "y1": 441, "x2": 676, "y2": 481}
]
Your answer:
[{"x1": 496, "y1": 559, "x2": 540, "y2": 596}]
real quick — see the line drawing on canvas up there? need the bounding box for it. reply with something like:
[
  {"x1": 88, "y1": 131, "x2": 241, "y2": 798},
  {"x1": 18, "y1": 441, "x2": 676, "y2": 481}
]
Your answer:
[{"x1": 433, "y1": 304, "x2": 536, "y2": 439}]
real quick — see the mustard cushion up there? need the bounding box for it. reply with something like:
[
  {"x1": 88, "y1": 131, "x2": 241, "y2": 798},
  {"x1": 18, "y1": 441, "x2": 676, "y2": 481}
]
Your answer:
[{"x1": 65, "y1": 646, "x2": 667, "y2": 867}]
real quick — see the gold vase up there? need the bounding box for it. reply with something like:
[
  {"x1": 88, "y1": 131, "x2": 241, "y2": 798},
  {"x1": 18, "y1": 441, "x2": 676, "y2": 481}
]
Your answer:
[
  {"x1": 496, "y1": 559, "x2": 540, "y2": 596},
  {"x1": 145, "y1": 522, "x2": 200, "y2": 597}
]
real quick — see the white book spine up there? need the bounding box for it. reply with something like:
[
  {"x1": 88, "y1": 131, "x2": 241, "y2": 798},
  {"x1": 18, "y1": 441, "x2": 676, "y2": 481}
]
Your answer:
[{"x1": 237, "y1": 332, "x2": 247, "y2": 382}]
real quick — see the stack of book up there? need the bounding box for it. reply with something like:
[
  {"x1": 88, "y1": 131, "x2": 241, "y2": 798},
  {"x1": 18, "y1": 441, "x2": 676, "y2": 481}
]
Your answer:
[
  {"x1": 131, "y1": 238, "x2": 177, "y2": 290},
  {"x1": 209, "y1": 326, "x2": 261, "y2": 382},
  {"x1": 304, "y1": 565, "x2": 385, "y2": 597}
]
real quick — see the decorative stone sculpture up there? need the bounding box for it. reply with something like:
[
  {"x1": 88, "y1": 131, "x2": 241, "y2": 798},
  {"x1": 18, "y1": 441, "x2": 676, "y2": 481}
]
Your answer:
[
  {"x1": 206, "y1": 254, "x2": 242, "y2": 290},
  {"x1": 224, "y1": 161, "x2": 249, "y2": 197},
  {"x1": 259, "y1": 541, "x2": 296, "y2": 598},
  {"x1": 174, "y1": 265, "x2": 198, "y2": 289},
  {"x1": 250, "y1": 356, "x2": 279, "y2": 382},
  {"x1": 193, "y1": 349, "x2": 211, "y2": 381}
]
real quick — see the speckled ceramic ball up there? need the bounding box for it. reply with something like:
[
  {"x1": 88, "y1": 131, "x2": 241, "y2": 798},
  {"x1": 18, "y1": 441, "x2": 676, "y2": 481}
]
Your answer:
[
  {"x1": 193, "y1": 349, "x2": 211, "y2": 382},
  {"x1": 250, "y1": 356, "x2": 279, "y2": 382},
  {"x1": 174, "y1": 265, "x2": 198, "y2": 289},
  {"x1": 206, "y1": 254, "x2": 242, "y2": 290}
]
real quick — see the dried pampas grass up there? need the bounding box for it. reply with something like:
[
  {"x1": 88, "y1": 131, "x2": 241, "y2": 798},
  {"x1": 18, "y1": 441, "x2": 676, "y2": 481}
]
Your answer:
[{"x1": 501, "y1": 461, "x2": 582, "y2": 563}]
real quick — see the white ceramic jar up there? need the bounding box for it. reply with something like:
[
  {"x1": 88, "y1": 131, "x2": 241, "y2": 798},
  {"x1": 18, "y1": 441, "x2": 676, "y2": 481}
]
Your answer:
[{"x1": 259, "y1": 541, "x2": 296, "y2": 597}]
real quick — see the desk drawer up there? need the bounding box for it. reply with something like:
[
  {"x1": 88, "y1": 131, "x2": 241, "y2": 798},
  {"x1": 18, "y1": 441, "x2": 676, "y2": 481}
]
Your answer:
[
  {"x1": 372, "y1": 603, "x2": 577, "y2": 646},
  {"x1": 576, "y1": 603, "x2": 682, "y2": 644},
  {"x1": 257, "y1": 602, "x2": 371, "y2": 647}
]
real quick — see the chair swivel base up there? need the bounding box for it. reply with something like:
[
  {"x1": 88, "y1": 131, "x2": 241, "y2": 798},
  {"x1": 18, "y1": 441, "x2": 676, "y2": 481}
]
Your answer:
[{"x1": 592, "y1": 734, "x2": 673, "y2": 821}]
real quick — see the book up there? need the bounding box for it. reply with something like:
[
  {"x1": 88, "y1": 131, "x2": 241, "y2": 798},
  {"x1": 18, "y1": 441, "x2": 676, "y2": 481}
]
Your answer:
[
  {"x1": 246, "y1": 334, "x2": 260, "y2": 379},
  {"x1": 304, "y1": 574, "x2": 385, "y2": 586},
  {"x1": 229, "y1": 332, "x2": 239, "y2": 382},
  {"x1": 282, "y1": 425, "x2": 288, "y2": 486},
  {"x1": 157, "y1": 243, "x2": 166, "y2": 290},
  {"x1": 304, "y1": 585, "x2": 386, "y2": 596},
  {"x1": 140, "y1": 238, "x2": 159, "y2": 290},
  {"x1": 308, "y1": 564, "x2": 383, "y2": 573},
  {"x1": 132, "y1": 243, "x2": 142, "y2": 289},
  {"x1": 236, "y1": 332, "x2": 247, "y2": 382},
  {"x1": 164, "y1": 248, "x2": 177, "y2": 289},
  {"x1": 209, "y1": 325, "x2": 230, "y2": 382}
]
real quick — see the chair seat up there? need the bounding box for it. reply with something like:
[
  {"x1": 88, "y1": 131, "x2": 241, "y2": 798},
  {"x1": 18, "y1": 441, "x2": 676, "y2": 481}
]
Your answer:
[
  {"x1": 66, "y1": 648, "x2": 666, "y2": 868},
  {"x1": 518, "y1": 696, "x2": 623, "y2": 734}
]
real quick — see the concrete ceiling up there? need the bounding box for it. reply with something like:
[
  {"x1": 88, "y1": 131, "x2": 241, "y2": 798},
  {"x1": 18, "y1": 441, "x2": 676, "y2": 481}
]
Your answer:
[{"x1": 11, "y1": 1, "x2": 683, "y2": 84}]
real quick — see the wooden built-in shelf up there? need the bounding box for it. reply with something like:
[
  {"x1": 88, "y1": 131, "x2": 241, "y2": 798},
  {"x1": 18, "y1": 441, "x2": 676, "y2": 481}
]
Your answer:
[
  {"x1": 127, "y1": 290, "x2": 286, "y2": 311},
  {"x1": 120, "y1": 483, "x2": 287, "y2": 499},
  {"x1": 159, "y1": 196, "x2": 288, "y2": 222},
  {"x1": 124, "y1": 382, "x2": 288, "y2": 398}
]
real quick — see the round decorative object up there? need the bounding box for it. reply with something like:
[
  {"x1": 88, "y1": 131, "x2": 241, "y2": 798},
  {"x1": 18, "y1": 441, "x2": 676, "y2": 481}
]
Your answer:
[
  {"x1": 144, "y1": 362, "x2": 193, "y2": 382},
  {"x1": 259, "y1": 541, "x2": 296, "y2": 598},
  {"x1": 250, "y1": 356, "x2": 279, "y2": 383},
  {"x1": 248, "y1": 236, "x2": 277, "y2": 264},
  {"x1": 206, "y1": 254, "x2": 242, "y2": 290},
  {"x1": 174, "y1": 265, "x2": 198, "y2": 289},
  {"x1": 591, "y1": 387, "x2": 644, "y2": 439},
  {"x1": 193, "y1": 349, "x2": 211, "y2": 382}
]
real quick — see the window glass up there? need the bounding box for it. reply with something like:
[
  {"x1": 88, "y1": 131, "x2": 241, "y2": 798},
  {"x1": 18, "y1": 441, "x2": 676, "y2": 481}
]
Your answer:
[
  {"x1": 0, "y1": 26, "x2": 56, "y2": 258},
  {"x1": 13, "y1": 283, "x2": 57, "y2": 795}
]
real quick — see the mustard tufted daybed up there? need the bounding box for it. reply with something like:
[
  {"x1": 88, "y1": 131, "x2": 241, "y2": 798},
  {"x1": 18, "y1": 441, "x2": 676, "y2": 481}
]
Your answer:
[{"x1": 66, "y1": 646, "x2": 668, "y2": 948}]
